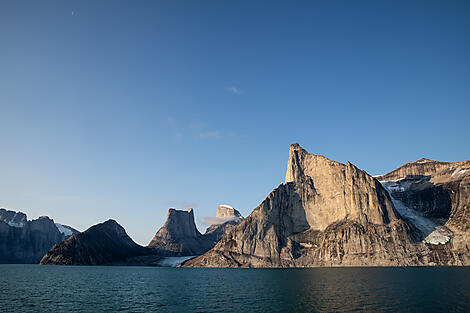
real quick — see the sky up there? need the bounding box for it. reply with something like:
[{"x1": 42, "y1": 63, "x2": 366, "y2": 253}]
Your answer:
[{"x1": 0, "y1": 0, "x2": 469, "y2": 245}]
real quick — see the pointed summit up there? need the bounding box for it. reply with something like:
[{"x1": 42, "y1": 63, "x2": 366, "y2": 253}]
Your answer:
[
  {"x1": 184, "y1": 144, "x2": 411, "y2": 268},
  {"x1": 285, "y1": 143, "x2": 345, "y2": 184},
  {"x1": 40, "y1": 219, "x2": 155, "y2": 265}
]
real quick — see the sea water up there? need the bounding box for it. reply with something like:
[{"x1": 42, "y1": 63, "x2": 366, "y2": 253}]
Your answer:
[{"x1": 1, "y1": 265, "x2": 469, "y2": 312}]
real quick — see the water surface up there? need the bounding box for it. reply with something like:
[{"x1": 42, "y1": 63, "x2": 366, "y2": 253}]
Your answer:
[{"x1": 1, "y1": 265, "x2": 469, "y2": 312}]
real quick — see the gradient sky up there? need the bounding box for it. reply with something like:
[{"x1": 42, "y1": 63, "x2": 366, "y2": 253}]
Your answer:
[{"x1": 1, "y1": 1, "x2": 469, "y2": 245}]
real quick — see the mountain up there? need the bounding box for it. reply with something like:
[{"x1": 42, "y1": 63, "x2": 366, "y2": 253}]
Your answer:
[
  {"x1": 148, "y1": 208, "x2": 213, "y2": 256},
  {"x1": 377, "y1": 158, "x2": 470, "y2": 257},
  {"x1": 215, "y1": 205, "x2": 242, "y2": 220},
  {"x1": 204, "y1": 205, "x2": 243, "y2": 243},
  {"x1": 40, "y1": 220, "x2": 160, "y2": 265},
  {"x1": 183, "y1": 144, "x2": 469, "y2": 268},
  {"x1": 0, "y1": 208, "x2": 78, "y2": 264},
  {"x1": 148, "y1": 206, "x2": 244, "y2": 257}
]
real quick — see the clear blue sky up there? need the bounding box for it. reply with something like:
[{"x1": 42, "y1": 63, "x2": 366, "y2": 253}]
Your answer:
[{"x1": 1, "y1": 1, "x2": 469, "y2": 245}]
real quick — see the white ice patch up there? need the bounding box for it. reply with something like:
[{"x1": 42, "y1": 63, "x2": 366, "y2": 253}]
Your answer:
[
  {"x1": 451, "y1": 167, "x2": 469, "y2": 179},
  {"x1": 157, "y1": 256, "x2": 195, "y2": 267},
  {"x1": 381, "y1": 182, "x2": 451, "y2": 245},
  {"x1": 6, "y1": 212, "x2": 26, "y2": 227},
  {"x1": 219, "y1": 204, "x2": 234, "y2": 210},
  {"x1": 384, "y1": 181, "x2": 406, "y2": 192},
  {"x1": 55, "y1": 223, "x2": 73, "y2": 236},
  {"x1": 7, "y1": 221, "x2": 24, "y2": 228},
  {"x1": 424, "y1": 227, "x2": 453, "y2": 245}
]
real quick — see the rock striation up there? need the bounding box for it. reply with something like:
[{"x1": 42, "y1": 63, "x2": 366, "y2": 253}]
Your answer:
[
  {"x1": 40, "y1": 220, "x2": 159, "y2": 265},
  {"x1": 377, "y1": 158, "x2": 470, "y2": 259},
  {"x1": 204, "y1": 219, "x2": 241, "y2": 244},
  {"x1": 183, "y1": 144, "x2": 470, "y2": 268},
  {"x1": 148, "y1": 208, "x2": 213, "y2": 256},
  {"x1": 216, "y1": 205, "x2": 242, "y2": 220},
  {"x1": 0, "y1": 208, "x2": 78, "y2": 264}
]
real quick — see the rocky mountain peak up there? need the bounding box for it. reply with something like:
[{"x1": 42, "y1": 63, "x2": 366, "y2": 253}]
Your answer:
[
  {"x1": 159, "y1": 208, "x2": 199, "y2": 239},
  {"x1": 0, "y1": 208, "x2": 27, "y2": 227},
  {"x1": 415, "y1": 158, "x2": 434, "y2": 163},
  {"x1": 216, "y1": 205, "x2": 242, "y2": 219},
  {"x1": 148, "y1": 208, "x2": 213, "y2": 256},
  {"x1": 285, "y1": 144, "x2": 398, "y2": 230},
  {"x1": 183, "y1": 144, "x2": 413, "y2": 268},
  {"x1": 41, "y1": 219, "x2": 156, "y2": 266},
  {"x1": 0, "y1": 208, "x2": 78, "y2": 264}
]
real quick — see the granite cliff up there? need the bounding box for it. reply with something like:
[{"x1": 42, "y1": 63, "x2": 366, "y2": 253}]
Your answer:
[
  {"x1": 0, "y1": 208, "x2": 78, "y2": 263},
  {"x1": 148, "y1": 208, "x2": 214, "y2": 256},
  {"x1": 183, "y1": 144, "x2": 470, "y2": 267},
  {"x1": 40, "y1": 220, "x2": 159, "y2": 265}
]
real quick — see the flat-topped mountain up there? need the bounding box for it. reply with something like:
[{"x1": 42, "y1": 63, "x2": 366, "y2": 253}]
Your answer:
[
  {"x1": 183, "y1": 144, "x2": 470, "y2": 268},
  {"x1": 41, "y1": 220, "x2": 159, "y2": 265},
  {"x1": 204, "y1": 205, "x2": 243, "y2": 243},
  {"x1": 148, "y1": 208, "x2": 213, "y2": 256},
  {"x1": 377, "y1": 158, "x2": 470, "y2": 182},
  {"x1": 0, "y1": 208, "x2": 78, "y2": 264},
  {"x1": 216, "y1": 205, "x2": 242, "y2": 220}
]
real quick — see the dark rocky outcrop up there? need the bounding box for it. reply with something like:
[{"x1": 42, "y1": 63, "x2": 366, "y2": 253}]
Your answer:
[
  {"x1": 40, "y1": 220, "x2": 160, "y2": 265},
  {"x1": 0, "y1": 209, "x2": 78, "y2": 264},
  {"x1": 183, "y1": 144, "x2": 470, "y2": 268},
  {"x1": 148, "y1": 208, "x2": 213, "y2": 256}
]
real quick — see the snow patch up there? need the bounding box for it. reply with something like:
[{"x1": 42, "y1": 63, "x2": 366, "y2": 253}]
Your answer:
[
  {"x1": 55, "y1": 223, "x2": 73, "y2": 236},
  {"x1": 219, "y1": 204, "x2": 234, "y2": 210},
  {"x1": 424, "y1": 227, "x2": 452, "y2": 245},
  {"x1": 157, "y1": 256, "x2": 195, "y2": 267},
  {"x1": 6, "y1": 212, "x2": 26, "y2": 227},
  {"x1": 451, "y1": 167, "x2": 469, "y2": 179},
  {"x1": 8, "y1": 221, "x2": 24, "y2": 228}
]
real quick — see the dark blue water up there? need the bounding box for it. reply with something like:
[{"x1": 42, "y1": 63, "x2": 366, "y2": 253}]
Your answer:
[{"x1": 1, "y1": 265, "x2": 469, "y2": 312}]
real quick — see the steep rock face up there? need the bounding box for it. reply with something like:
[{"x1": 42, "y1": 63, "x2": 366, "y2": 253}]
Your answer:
[
  {"x1": 204, "y1": 219, "x2": 241, "y2": 244},
  {"x1": 148, "y1": 209, "x2": 213, "y2": 256},
  {"x1": 216, "y1": 205, "x2": 242, "y2": 220},
  {"x1": 377, "y1": 159, "x2": 470, "y2": 230},
  {"x1": 184, "y1": 144, "x2": 427, "y2": 268},
  {"x1": 0, "y1": 209, "x2": 27, "y2": 227},
  {"x1": 378, "y1": 158, "x2": 470, "y2": 258},
  {"x1": 0, "y1": 209, "x2": 77, "y2": 264},
  {"x1": 41, "y1": 220, "x2": 158, "y2": 265},
  {"x1": 285, "y1": 144, "x2": 399, "y2": 229},
  {"x1": 377, "y1": 158, "x2": 458, "y2": 182}
]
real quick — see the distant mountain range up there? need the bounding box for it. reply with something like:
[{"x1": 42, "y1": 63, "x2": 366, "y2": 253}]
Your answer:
[
  {"x1": 0, "y1": 209, "x2": 78, "y2": 263},
  {"x1": 2, "y1": 143, "x2": 469, "y2": 267},
  {"x1": 40, "y1": 205, "x2": 243, "y2": 266}
]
